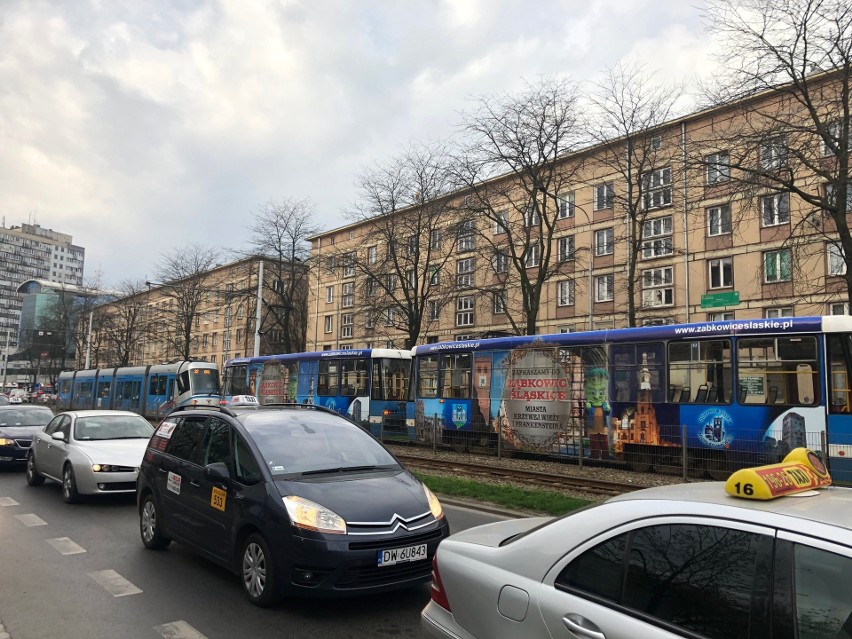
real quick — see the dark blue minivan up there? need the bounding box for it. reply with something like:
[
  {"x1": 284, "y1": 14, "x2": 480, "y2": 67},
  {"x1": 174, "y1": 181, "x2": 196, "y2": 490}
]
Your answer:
[{"x1": 137, "y1": 404, "x2": 449, "y2": 606}]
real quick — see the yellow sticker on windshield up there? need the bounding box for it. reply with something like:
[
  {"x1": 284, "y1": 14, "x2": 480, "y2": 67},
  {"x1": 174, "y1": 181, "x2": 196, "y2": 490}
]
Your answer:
[{"x1": 211, "y1": 487, "x2": 227, "y2": 511}]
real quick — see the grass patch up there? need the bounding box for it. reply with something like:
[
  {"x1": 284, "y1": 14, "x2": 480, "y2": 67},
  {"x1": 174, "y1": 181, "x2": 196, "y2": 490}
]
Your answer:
[{"x1": 415, "y1": 472, "x2": 592, "y2": 516}]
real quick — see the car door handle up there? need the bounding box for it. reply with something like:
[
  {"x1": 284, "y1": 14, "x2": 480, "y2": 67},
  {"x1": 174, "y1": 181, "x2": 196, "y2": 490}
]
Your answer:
[
  {"x1": 189, "y1": 480, "x2": 200, "y2": 487},
  {"x1": 563, "y1": 614, "x2": 606, "y2": 639},
  {"x1": 158, "y1": 467, "x2": 168, "y2": 474}
]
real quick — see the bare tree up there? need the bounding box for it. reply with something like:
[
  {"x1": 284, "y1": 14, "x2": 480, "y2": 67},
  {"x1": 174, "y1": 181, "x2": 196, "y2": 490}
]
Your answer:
[
  {"x1": 152, "y1": 244, "x2": 218, "y2": 360},
  {"x1": 588, "y1": 63, "x2": 684, "y2": 326},
  {"x1": 454, "y1": 77, "x2": 586, "y2": 335},
  {"x1": 91, "y1": 280, "x2": 151, "y2": 367},
  {"x1": 245, "y1": 198, "x2": 317, "y2": 353},
  {"x1": 700, "y1": 0, "x2": 852, "y2": 304},
  {"x1": 336, "y1": 142, "x2": 458, "y2": 349}
]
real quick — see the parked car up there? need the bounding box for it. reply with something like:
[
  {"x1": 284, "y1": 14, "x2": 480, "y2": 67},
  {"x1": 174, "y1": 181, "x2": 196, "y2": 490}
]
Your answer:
[
  {"x1": 422, "y1": 455, "x2": 852, "y2": 639},
  {"x1": 0, "y1": 395, "x2": 9, "y2": 406},
  {"x1": 27, "y1": 410, "x2": 154, "y2": 503},
  {"x1": 137, "y1": 404, "x2": 450, "y2": 606},
  {"x1": 0, "y1": 405, "x2": 56, "y2": 466},
  {"x1": 8, "y1": 389, "x2": 27, "y2": 404}
]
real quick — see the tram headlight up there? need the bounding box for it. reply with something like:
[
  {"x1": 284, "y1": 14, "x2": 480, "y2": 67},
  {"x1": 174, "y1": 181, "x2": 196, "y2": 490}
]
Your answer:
[{"x1": 283, "y1": 496, "x2": 347, "y2": 534}]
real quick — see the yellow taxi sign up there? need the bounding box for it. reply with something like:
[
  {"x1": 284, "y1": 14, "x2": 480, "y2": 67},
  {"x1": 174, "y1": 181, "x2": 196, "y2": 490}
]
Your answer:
[{"x1": 725, "y1": 448, "x2": 831, "y2": 500}]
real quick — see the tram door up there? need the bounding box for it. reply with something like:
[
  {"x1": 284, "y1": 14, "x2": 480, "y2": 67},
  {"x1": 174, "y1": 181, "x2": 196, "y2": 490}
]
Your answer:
[{"x1": 826, "y1": 334, "x2": 852, "y2": 484}]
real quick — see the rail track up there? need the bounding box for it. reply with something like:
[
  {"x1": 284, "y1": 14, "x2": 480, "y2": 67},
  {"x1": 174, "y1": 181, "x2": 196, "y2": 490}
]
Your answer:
[{"x1": 395, "y1": 453, "x2": 644, "y2": 497}]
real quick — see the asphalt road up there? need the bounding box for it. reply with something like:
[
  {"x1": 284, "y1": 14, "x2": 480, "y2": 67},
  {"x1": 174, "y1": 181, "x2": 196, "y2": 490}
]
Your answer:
[{"x1": 0, "y1": 467, "x2": 513, "y2": 639}]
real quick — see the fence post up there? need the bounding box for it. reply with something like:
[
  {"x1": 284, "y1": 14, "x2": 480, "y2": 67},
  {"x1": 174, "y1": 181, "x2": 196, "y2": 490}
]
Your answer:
[
  {"x1": 497, "y1": 410, "x2": 502, "y2": 461},
  {"x1": 380, "y1": 414, "x2": 384, "y2": 443},
  {"x1": 682, "y1": 424, "x2": 688, "y2": 483},
  {"x1": 578, "y1": 419, "x2": 584, "y2": 469},
  {"x1": 433, "y1": 413, "x2": 437, "y2": 455},
  {"x1": 821, "y1": 429, "x2": 829, "y2": 473}
]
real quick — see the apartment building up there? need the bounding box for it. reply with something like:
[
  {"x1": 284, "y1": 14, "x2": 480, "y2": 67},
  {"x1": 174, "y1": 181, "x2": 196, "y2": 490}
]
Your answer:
[{"x1": 307, "y1": 71, "x2": 851, "y2": 350}]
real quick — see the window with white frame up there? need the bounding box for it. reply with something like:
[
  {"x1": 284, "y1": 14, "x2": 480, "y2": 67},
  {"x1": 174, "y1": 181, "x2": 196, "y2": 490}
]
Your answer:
[
  {"x1": 826, "y1": 182, "x2": 852, "y2": 210},
  {"x1": 386, "y1": 273, "x2": 397, "y2": 291},
  {"x1": 367, "y1": 245, "x2": 377, "y2": 264},
  {"x1": 366, "y1": 277, "x2": 377, "y2": 296},
  {"x1": 428, "y1": 300, "x2": 441, "y2": 321},
  {"x1": 650, "y1": 135, "x2": 662, "y2": 150},
  {"x1": 407, "y1": 269, "x2": 416, "y2": 288},
  {"x1": 829, "y1": 243, "x2": 847, "y2": 276},
  {"x1": 642, "y1": 167, "x2": 672, "y2": 209},
  {"x1": 709, "y1": 312, "x2": 734, "y2": 321},
  {"x1": 765, "y1": 307, "x2": 793, "y2": 319},
  {"x1": 457, "y1": 258, "x2": 475, "y2": 287},
  {"x1": 525, "y1": 244, "x2": 540, "y2": 268},
  {"x1": 706, "y1": 151, "x2": 730, "y2": 184},
  {"x1": 558, "y1": 236, "x2": 575, "y2": 261},
  {"x1": 493, "y1": 293, "x2": 506, "y2": 314},
  {"x1": 343, "y1": 252, "x2": 355, "y2": 277},
  {"x1": 365, "y1": 313, "x2": 375, "y2": 329},
  {"x1": 324, "y1": 316, "x2": 333, "y2": 333},
  {"x1": 430, "y1": 228, "x2": 442, "y2": 250},
  {"x1": 761, "y1": 193, "x2": 790, "y2": 226},
  {"x1": 457, "y1": 219, "x2": 475, "y2": 251},
  {"x1": 641, "y1": 266, "x2": 673, "y2": 308},
  {"x1": 595, "y1": 274, "x2": 614, "y2": 302},
  {"x1": 760, "y1": 136, "x2": 787, "y2": 170},
  {"x1": 641, "y1": 216, "x2": 673, "y2": 258},
  {"x1": 595, "y1": 228, "x2": 614, "y2": 256},
  {"x1": 429, "y1": 266, "x2": 440, "y2": 285},
  {"x1": 493, "y1": 209, "x2": 508, "y2": 234},
  {"x1": 407, "y1": 235, "x2": 418, "y2": 257},
  {"x1": 325, "y1": 256, "x2": 336, "y2": 273},
  {"x1": 764, "y1": 249, "x2": 792, "y2": 283},
  {"x1": 492, "y1": 251, "x2": 508, "y2": 274},
  {"x1": 830, "y1": 302, "x2": 850, "y2": 315},
  {"x1": 524, "y1": 203, "x2": 540, "y2": 227},
  {"x1": 708, "y1": 257, "x2": 733, "y2": 289},
  {"x1": 340, "y1": 313, "x2": 353, "y2": 338},
  {"x1": 342, "y1": 282, "x2": 354, "y2": 308},
  {"x1": 707, "y1": 204, "x2": 732, "y2": 236},
  {"x1": 558, "y1": 191, "x2": 575, "y2": 219},
  {"x1": 557, "y1": 280, "x2": 574, "y2": 306},
  {"x1": 559, "y1": 326, "x2": 573, "y2": 333},
  {"x1": 383, "y1": 308, "x2": 395, "y2": 326},
  {"x1": 456, "y1": 297, "x2": 474, "y2": 326},
  {"x1": 325, "y1": 286, "x2": 334, "y2": 303},
  {"x1": 593, "y1": 182, "x2": 614, "y2": 211}
]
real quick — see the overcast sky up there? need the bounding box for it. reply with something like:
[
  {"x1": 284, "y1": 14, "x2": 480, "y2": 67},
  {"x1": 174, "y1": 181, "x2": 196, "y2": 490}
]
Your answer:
[{"x1": 0, "y1": 0, "x2": 716, "y2": 288}]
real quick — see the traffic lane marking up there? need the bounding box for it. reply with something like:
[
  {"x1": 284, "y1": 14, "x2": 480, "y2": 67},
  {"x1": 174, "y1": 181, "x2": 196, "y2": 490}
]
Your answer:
[
  {"x1": 0, "y1": 497, "x2": 19, "y2": 507},
  {"x1": 87, "y1": 569, "x2": 143, "y2": 597},
  {"x1": 155, "y1": 620, "x2": 208, "y2": 639},
  {"x1": 15, "y1": 513, "x2": 46, "y2": 526},
  {"x1": 46, "y1": 537, "x2": 86, "y2": 555}
]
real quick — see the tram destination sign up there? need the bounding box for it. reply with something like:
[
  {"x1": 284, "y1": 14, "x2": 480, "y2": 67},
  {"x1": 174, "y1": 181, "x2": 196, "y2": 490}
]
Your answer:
[{"x1": 701, "y1": 291, "x2": 740, "y2": 309}]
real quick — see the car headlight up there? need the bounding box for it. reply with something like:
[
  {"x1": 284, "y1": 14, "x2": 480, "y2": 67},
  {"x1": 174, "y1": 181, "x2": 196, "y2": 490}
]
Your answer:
[
  {"x1": 423, "y1": 484, "x2": 444, "y2": 520},
  {"x1": 0, "y1": 437, "x2": 15, "y2": 446},
  {"x1": 282, "y1": 496, "x2": 347, "y2": 534},
  {"x1": 92, "y1": 464, "x2": 135, "y2": 472}
]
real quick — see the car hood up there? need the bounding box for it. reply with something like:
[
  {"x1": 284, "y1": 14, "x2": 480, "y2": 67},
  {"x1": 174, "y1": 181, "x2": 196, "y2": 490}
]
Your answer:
[
  {"x1": 442, "y1": 516, "x2": 553, "y2": 548},
  {"x1": 73, "y1": 439, "x2": 149, "y2": 467},
  {"x1": 0, "y1": 426, "x2": 43, "y2": 439},
  {"x1": 273, "y1": 469, "x2": 432, "y2": 522}
]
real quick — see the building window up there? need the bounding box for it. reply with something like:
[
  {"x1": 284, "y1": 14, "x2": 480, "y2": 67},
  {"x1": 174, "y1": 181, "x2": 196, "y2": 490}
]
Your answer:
[
  {"x1": 457, "y1": 220, "x2": 475, "y2": 251},
  {"x1": 641, "y1": 216, "x2": 673, "y2": 258},
  {"x1": 456, "y1": 297, "x2": 474, "y2": 327},
  {"x1": 493, "y1": 209, "x2": 508, "y2": 234},
  {"x1": 709, "y1": 312, "x2": 734, "y2": 321},
  {"x1": 765, "y1": 307, "x2": 793, "y2": 318},
  {"x1": 525, "y1": 244, "x2": 540, "y2": 268},
  {"x1": 324, "y1": 316, "x2": 333, "y2": 333},
  {"x1": 595, "y1": 274, "x2": 614, "y2": 302},
  {"x1": 524, "y1": 203, "x2": 540, "y2": 227},
  {"x1": 709, "y1": 257, "x2": 733, "y2": 289},
  {"x1": 340, "y1": 313, "x2": 353, "y2": 338},
  {"x1": 595, "y1": 228, "x2": 614, "y2": 256},
  {"x1": 366, "y1": 277, "x2": 377, "y2": 296},
  {"x1": 557, "y1": 280, "x2": 574, "y2": 306},
  {"x1": 493, "y1": 293, "x2": 506, "y2": 314},
  {"x1": 342, "y1": 282, "x2": 354, "y2": 308},
  {"x1": 829, "y1": 243, "x2": 847, "y2": 276},
  {"x1": 367, "y1": 246, "x2": 377, "y2": 264},
  {"x1": 365, "y1": 312, "x2": 375, "y2": 329},
  {"x1": 343, "y1": 252, "x2": 355, "y2": 277},
  {"x1": 212, "y1": 333, "x2": 218, "y2": 347},
  {"x1": 492, "y1": 252, "x2": 508, "y2": 274},
  {"x1": 386, "y1": 274, "x2": 397, "y2": 291},
  {"x1": 202, "y1": 334, "x2": 209, "y2": 347},
  {"x1": 830, "y1": 302, "x2": 850, "y2": 315},
  {"x1": 558, "y1": 191, "x2": 575, "y2": 219},
  {"x1": 706, "y1": 151, "x2": 730, "y2": 184},
  {"x1": 826, "y1": 183, "x2": 852, "y2": 210},
  {"x1": 642, "y1": 267, "x2": 674, "y2": 308},
  {"x1": 642, "y1": 167, "x2": 672, "y2": 209},
  {"x1": 383, "y1": 308, "x2": 395, "y2": 326},
  {"x1": 325, "y1": 286, "x2": 334, "y2": 303},
  {"x1": 430, "y1": 228, "x2": 442, "y2": 250},
  {"x1": 761, "y1": 193, "x2": 790, "y2": 226},
  {"x1": 764, "y1": 249, "x2": 792, "y2": 283},
  {"x1": 760, "y1": 136, "x2": 787, "y2": 170},
  {"x1": 593, "y1": 182, "x2": 614, "y2": 211},
  {"x1": 407, "y1": 235, "x2": 418, "y2": 257},
  {"x1": 457, "y1": 258, "x2": 475, "y2": 288},
  {"x1": 708, "y1": 205, "x2": 732, "y2": 236},
  {"x1": 428, "y1": 300, "x2": 441, "y2": 321},
  {"x1": 558, "y1": 236, "x2": 575, "y2": 262},
  {"x1": 429, "y1": 266, "x2": 440, "y2": 285}
]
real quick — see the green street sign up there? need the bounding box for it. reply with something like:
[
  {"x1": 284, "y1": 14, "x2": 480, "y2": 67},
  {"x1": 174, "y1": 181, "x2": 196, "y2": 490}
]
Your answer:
[{"x1": 701, "y1": 291, "x2": 740, "y2": 309}]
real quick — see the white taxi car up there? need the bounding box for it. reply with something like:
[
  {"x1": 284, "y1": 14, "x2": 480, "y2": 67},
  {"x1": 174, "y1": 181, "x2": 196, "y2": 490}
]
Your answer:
[{"x1": 423, "y1": 449, "x2": 852, "y2": 639}]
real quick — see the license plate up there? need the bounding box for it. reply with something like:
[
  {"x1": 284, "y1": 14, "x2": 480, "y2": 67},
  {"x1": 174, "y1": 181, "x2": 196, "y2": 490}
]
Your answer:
[{"x1": 377, "y1": 543, "x2": 428, "y2": 567}]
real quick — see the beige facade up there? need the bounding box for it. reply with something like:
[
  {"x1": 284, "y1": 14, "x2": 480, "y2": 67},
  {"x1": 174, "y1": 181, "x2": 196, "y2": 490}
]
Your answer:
[{"x1": 308, "y1": 74, "x2": 850, "y2": 349}]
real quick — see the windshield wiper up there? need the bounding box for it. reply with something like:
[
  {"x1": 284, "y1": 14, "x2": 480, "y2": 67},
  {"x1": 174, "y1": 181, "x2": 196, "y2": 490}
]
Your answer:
[{"x1": 300, "y1": 465, "x2": 378, "y2": 476}]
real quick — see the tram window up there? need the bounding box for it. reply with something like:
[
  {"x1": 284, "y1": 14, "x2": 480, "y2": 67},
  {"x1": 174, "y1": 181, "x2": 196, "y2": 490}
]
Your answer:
[
  {"x1": 340, "y1": 358, "x2": 368, "y2": 397},
  {"x1": 417, "y1": 355, "x2": 439, "y2": 398},
  {"x1": 668, "y1": 340, "x2": 731, "y2": 404},
  {"x1": 373, "y1": 358, "x2": 408, "y2": 401},
  {"x1": 442, "y1": 353, "x2": 472, "y2": 399},
  {"x1": 611, "y1": 343, "x2": 664, "y2": 403},
  {"x1": 828, "y1": 335, "x2": 852, "y2": 414},
  {"x1": 226, "y1": 365, "x2": 249, "y2": 395},
  {"x1": 149, "y1": 375, "x2": 167, "y2": 396},
  {"x1": 318, "y1": 360, "x2": 339, "y2": 396},
  {"x1": 736, "y1": 336, "x2": 819, "y2": 405}
]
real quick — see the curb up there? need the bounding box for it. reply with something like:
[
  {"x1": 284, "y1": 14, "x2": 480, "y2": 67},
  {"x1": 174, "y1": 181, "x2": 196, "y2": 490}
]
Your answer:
[{"x1": 437, "y1": 495, "x2": 542, "y2": 519}]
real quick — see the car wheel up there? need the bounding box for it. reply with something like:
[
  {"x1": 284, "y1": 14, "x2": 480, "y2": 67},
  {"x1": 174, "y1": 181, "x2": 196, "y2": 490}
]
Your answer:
[
  {"x1": 140, "y1": 495, "x2": 171, "y2": 550},
  {"x1": 62, "y1": 464, "x2": 80, "y2": 504},
  {"x1": 26, "y1": 454, "x2": 45, "y2": 486},
  {"x1": 241, "y1": 533, "x2": 280, "y2": 607}
]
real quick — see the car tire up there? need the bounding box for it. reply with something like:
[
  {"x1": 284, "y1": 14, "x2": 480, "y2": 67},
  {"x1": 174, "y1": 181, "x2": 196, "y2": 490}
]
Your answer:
[
  {"x1": 26, "y1": 454, "x2": 45, "y2": 486},
  {"x1": 140, "y1": 495, "x2": 172, "y2": 550},
  {"x1": 62, "y1": 464, "x2": 80, "y2": 504},
  {"x1": 241, "y1": 533, "x2": 280, "y2": 607}
]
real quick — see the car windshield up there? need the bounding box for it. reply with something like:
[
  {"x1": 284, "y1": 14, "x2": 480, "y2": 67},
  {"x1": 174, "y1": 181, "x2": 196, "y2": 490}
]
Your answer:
[
  {"x1": 74, "y1": 415, "x2": 155, "y2": 440},
  {"x1": 241, "y1": 410, "x2": 400, "y2": 476},
  {"x1": 0, "y1": 408, "x2": 54, "y2": 427}
]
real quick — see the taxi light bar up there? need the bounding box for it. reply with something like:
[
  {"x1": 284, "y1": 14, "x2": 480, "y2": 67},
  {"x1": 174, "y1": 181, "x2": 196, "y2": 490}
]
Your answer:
[{"x1": 725, "y1": 447, "x2": 830, "y2": 500}]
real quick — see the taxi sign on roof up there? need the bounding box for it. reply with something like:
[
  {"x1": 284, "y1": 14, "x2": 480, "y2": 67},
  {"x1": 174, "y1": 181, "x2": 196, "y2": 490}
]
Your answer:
[{"x1": 725, "y1": 448, "x2": 831, "y2": 500}]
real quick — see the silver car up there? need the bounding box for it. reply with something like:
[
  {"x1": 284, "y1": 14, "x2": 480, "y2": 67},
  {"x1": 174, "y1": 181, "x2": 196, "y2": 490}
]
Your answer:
[
  {"x1": 422, "y1": 481, "x2": 852, "y2": 639},
  {"x1": 27, "y1": 410, "x2": 154, "y2": 503}
]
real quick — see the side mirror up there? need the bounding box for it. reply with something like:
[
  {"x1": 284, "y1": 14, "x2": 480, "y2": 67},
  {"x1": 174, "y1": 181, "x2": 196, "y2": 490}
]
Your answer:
[
  {"x1": 204, "y1": 462, "x2": 230, "y2": 484},
  {"x1": 51, "y1": 431, "x2": 66, "y2": 442}
]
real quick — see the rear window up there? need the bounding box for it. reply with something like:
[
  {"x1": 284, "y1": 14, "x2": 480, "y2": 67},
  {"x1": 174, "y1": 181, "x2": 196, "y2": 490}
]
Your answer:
[{"x1": 0, "y1": 407, "x2": 54, "y2": 427}]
